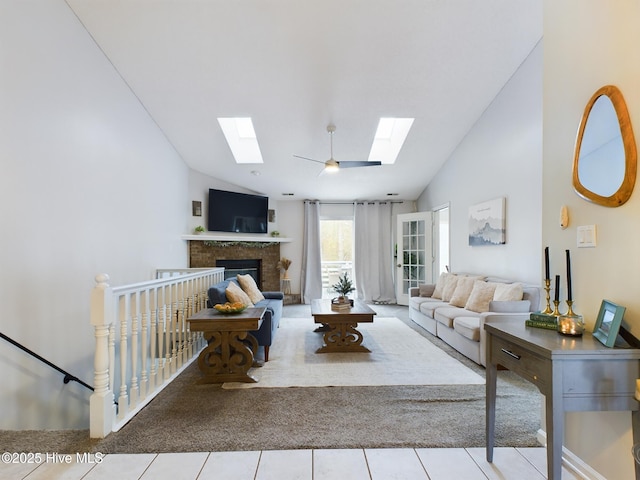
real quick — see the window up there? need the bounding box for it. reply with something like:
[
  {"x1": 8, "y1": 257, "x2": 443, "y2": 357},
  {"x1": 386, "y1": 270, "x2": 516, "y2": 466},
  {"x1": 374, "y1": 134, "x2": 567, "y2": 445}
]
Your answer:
[{"x1": 320, "y1": 219, "x2": 355, "y2": 298}]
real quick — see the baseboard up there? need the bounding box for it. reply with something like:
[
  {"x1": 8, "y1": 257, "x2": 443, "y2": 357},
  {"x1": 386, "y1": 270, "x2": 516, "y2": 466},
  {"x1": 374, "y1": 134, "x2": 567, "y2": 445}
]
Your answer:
[{"x1": 536, "y1": 429, "x2": 607, "y2": 480}]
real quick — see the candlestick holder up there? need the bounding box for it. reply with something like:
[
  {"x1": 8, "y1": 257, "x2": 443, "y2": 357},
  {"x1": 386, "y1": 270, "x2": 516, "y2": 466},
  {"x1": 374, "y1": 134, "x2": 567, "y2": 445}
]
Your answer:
[
  {"x1": 566, "y1": 299, "x2": 575, "y2": 316},
  {"x1": 541, "y1": 278, "x2": 553, "y2": 314},
  {"x1": 552, "y1": 300, "x2": 561, "y2": 317}
]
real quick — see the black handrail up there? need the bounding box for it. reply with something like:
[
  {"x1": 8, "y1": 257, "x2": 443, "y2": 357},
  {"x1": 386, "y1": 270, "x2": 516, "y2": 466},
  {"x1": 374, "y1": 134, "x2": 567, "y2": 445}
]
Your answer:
[{"x1": 1, "y1": 331, "x2": 94, "y2": 392}]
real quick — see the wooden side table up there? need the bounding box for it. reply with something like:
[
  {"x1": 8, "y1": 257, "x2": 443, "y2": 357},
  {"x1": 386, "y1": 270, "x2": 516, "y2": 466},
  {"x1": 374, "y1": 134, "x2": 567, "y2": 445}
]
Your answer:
[
  {"x1": 485, "y1": 321, "x2": 640, "y2": 480},
  {"x1": 187, "y1": 307, "x2": 265, "y2": 384}
]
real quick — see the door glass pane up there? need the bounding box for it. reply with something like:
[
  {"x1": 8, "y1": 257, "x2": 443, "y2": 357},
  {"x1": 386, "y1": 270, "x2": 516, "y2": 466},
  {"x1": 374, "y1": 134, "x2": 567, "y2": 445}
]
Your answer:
[{"x1": 417, "y1": 266, "x2": 425, "y2": 282}]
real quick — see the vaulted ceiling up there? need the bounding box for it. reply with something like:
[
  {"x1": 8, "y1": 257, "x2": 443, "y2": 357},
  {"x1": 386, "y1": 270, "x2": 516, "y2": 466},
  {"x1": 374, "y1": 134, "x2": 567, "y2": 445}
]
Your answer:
[{"x1": 66, "y1": 0, "x2": 542, "y2": 201}]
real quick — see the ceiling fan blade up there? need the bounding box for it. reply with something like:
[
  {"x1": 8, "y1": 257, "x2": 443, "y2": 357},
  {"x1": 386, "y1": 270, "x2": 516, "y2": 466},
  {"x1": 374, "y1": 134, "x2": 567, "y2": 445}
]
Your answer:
[
  {"x1": 294, "y1": 154, "x2": 326, "y2": 165},
  {"x1": 337, "y1": 161, "x2": 382, "y2": 168}
]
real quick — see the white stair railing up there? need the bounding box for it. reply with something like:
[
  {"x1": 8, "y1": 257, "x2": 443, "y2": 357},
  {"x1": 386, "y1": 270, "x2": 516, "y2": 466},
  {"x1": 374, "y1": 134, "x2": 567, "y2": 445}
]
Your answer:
[{"x1": 89, "y1": 267, "x2": 224, "y2": 438}]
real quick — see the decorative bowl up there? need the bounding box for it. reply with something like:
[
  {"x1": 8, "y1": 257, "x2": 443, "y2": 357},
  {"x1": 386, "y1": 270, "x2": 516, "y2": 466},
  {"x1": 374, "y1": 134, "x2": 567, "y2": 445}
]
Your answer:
[{"x1": 214, "y1": 302, "x2": 247, "y2": 314}]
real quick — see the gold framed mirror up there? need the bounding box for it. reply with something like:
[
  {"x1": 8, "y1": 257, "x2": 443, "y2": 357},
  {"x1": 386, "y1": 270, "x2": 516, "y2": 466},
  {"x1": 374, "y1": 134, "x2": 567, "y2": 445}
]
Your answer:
[{"x1": 573, "y1": 85, "x2": 637, "y2": 207}]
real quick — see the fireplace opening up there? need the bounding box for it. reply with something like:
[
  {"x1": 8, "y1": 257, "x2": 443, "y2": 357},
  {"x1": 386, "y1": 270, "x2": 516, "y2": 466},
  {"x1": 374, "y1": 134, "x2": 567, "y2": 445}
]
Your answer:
[{"x1": 216, "y1": 259, "x2": 261, "y2": 286}]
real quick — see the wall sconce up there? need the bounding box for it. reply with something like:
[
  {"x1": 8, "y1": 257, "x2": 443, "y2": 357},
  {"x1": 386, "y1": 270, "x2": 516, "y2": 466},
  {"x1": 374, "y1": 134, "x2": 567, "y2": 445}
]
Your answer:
[
  {"x1": 560, "y1": 205, "x2": 569, "y2": 229},
  {"x1": 192, "y1": 201, "x2": 202, "y2": 217}
]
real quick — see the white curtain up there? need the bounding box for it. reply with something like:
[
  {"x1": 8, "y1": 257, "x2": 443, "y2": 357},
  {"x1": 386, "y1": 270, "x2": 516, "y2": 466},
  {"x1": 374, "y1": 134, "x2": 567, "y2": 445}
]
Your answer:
[
  {"x1": 354, "y1": 201, "x2": 396, "y2": 304},
  {"x1": 301, "y1": 200, "x2": 323, "y2": 304}
]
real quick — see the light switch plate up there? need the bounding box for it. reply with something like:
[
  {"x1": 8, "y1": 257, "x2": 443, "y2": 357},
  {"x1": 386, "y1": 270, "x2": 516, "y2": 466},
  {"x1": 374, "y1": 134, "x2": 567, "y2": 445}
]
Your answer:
[{"x1": 577, "y1": 225, "x2": 597, "y2": 247}]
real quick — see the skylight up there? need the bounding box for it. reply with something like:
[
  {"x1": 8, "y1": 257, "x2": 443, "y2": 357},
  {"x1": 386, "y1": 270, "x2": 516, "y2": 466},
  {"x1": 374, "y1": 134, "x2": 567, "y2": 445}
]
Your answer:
[
  {"x1": 368, "y1": 117, "x2": 414, "y2": 164},
  {"x1": 217, "y1": 117, "x2": 264, "y2": 164}
]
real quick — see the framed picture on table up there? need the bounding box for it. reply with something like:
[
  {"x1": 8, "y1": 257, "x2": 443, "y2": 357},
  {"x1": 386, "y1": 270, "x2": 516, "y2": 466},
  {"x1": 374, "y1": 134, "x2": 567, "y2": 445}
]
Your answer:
[{"x1": 592, "y1": 300, "x2": 625, "y2": 348}]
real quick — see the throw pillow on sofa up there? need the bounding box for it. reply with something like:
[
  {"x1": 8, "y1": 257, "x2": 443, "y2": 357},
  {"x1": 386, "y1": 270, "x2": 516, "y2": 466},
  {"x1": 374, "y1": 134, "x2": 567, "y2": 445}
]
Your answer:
[
  {"x1": 441, "y1": 274, "x2": 459, "y2": 302},
  {"x1": 431, "y1": 272, "x2": 452, "y2": 300},
  {"x1": 464, "y1": 280, "x2": 498, "y2": 313},
  {"x1": 449, "y1": 276, "x2": 478, "y2": 307},
  {"x1": 419, "y1": 284, "x2": 436, "y2": 297},
  {"x1": 431, "y1": 272, "x2": 449, "y2": 299},
  {"x1": 225, "y1": 281, "x2": 254, "y2": 307},
  {"x1": 237, "y1": 274, "x2": 265, "y2": 304},
  {"x1": 493, "y1": 282, "x2": 523, "y2": 302}
]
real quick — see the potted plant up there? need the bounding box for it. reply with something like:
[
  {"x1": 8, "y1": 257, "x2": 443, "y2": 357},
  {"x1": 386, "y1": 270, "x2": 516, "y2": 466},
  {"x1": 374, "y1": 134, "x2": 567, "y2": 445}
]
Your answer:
[
  {"x1": 194, "y1": 225, "x2": 205, "y2": 234},
  {"x1": 332, "y1": 273, "x2": 355, "y2": 305}
]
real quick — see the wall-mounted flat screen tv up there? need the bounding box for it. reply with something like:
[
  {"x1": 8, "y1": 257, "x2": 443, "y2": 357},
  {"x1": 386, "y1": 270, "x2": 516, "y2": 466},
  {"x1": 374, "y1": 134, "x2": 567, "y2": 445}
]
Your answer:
[{"x1": 208, "y1": 189, "x2": 268, "y2": 233}]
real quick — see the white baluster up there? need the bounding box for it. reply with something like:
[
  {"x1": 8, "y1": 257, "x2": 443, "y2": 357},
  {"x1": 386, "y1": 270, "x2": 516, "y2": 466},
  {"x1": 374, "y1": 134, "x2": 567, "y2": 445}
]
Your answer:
[
  {"x1": 181, "y1": 281, "x2": 188, "y2": 364},
  {"x1": 176, "y1": 282, "x2": 184, "y2": 369},
  {"x1": 165, "y1": 284, "x2": 171, "y2": 373},
  {"x1": 149, "y1": 288, "x2": 157, "y2": 391},
  {"x1": 140, "y1": 289, "x2": 149, "y2": 400},
  {"x1": 170, "y1": 283, "x2": 178, "y2": 374},
  {"x1": 108, "y1": 323, "x2": 115, "y2": 396},
  {"x1": 90, "y1": 274, "x2": 115, "y2": 439},
  {"x1": 130, "y1": 293, "x2": 139, "y2": 408},
  {"x1": 117, "y1": 295, "x2": 129, "y2": 419},
  {"x1": 187, "y1": 279, "x2": 195, "y2": 358}
]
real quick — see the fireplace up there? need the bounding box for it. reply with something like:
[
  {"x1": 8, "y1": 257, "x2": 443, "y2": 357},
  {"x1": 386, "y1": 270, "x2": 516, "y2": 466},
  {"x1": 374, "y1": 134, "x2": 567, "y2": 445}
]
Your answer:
[
  {"x1": 188, "y1": 241, "x2": 280, "y2": 291},
  {"x1": 216, "y1": 259, "x2": 261, "y2": 285}
]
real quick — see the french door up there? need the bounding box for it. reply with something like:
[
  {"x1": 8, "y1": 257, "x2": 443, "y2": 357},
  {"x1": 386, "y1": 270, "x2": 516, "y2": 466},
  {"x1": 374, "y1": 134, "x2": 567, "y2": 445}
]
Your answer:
[{"x1": 395, "y1": 212, "x2": 432, "y2": 305}]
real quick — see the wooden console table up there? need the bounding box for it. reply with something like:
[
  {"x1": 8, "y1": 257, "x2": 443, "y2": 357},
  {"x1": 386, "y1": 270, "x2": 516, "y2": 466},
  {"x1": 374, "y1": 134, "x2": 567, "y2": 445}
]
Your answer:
[
  {"x1": 485, "y1": 321, "x2": 640, "y2": 480},
  {"x1": 187, "y1": 307, "x2": 265, "y2": 384}
]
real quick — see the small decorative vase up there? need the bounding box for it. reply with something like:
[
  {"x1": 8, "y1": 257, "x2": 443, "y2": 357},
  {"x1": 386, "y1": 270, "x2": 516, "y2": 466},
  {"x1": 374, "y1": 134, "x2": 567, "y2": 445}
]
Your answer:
[{"x1": 283, "y1": 270, "x2": 289, "y2": 279}]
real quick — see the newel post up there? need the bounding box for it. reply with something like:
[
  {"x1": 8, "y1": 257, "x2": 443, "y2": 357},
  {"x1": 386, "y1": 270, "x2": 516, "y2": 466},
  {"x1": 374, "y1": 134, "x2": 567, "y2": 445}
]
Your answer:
[{"x1": 90, "y1": 274, "x2": 115, "y2": 438}]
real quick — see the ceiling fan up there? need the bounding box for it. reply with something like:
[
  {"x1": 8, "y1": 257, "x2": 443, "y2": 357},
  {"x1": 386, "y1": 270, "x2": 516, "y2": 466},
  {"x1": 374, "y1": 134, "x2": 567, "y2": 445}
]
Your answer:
[{"x1": 294, "y1": 124, "x2": 382, "y2": 173}]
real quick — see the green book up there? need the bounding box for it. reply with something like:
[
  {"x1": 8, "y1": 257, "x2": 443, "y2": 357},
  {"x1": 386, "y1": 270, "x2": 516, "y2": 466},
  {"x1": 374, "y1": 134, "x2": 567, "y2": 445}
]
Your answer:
[
  {"x1": 529, "y1": 312, "x2": 558, "y2": 323},
  {"x1": 526, "y1": 319, "x2": 559, "y2": 331}
]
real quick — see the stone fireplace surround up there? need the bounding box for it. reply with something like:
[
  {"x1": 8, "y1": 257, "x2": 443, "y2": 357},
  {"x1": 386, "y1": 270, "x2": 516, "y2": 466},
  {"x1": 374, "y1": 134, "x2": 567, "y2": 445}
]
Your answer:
[{"x1": 188, "y1": 240, "x2": 281, "y2": 292}]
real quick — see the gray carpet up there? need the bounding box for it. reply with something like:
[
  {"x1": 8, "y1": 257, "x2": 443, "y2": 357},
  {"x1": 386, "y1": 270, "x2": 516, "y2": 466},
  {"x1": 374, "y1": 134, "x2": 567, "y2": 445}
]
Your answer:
[{"x1": 0, "y1": 304, "x2": 543, "y2": 454}]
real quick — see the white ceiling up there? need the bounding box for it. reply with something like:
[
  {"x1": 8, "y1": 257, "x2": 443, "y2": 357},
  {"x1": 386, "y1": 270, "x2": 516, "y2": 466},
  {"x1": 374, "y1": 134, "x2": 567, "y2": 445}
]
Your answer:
[{"x1": 66, "y1": 0, "x2": 542, "y2": 201}]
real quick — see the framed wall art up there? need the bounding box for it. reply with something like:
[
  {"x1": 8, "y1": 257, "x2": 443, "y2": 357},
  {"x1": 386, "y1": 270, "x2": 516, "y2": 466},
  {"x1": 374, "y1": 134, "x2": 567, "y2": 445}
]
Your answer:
[{"x1": 468, "y1": 197, "x2": 506, "y2": 246}]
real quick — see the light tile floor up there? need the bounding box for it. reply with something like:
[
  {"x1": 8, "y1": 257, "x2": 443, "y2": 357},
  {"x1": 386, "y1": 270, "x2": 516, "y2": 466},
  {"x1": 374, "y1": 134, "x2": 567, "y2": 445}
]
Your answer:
[{"x1": 1, "y1": 447, "x2": 584, "y2": 480}]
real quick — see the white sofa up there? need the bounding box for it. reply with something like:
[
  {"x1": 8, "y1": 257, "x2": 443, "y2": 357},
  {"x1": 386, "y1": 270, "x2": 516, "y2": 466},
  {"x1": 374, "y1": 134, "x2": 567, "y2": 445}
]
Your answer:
[{"x1": 409, "y1": 273, "x2": 541, "y2": 367}]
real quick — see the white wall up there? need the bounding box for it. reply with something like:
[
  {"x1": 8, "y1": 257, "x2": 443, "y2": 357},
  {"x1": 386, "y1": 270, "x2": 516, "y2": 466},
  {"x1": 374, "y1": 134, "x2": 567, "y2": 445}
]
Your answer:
[
  {"x1": 0, "y1": 0, "x2": 190, "y2": 429},
  {"x1": 417, "y1": 42, "x2": 543, "y2": 287},
  {"x1": 543, "y1": 1, "x2": 640, "y2": 478}
]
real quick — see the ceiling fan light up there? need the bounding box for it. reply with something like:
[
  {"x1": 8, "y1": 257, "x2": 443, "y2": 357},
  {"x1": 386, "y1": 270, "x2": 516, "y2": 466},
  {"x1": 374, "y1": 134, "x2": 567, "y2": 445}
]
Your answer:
[{"x1": 325, "y1": 159, "x2": 339, "y2": 173}]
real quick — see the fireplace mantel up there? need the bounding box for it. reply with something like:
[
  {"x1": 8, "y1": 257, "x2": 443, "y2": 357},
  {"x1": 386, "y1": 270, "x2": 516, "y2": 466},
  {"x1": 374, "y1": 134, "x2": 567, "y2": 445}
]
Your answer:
[{"x1": 182, "y1": 234, "x2": 292, "y2": 243}]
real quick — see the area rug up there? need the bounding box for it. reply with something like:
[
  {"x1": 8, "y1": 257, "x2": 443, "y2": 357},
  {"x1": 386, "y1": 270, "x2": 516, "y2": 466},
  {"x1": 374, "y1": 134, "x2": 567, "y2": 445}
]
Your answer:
[{"x1": 222, "y1": 317, "x2": 484, "y2": 389}]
